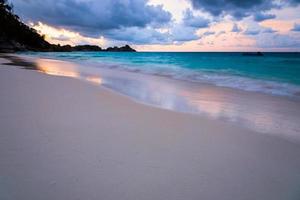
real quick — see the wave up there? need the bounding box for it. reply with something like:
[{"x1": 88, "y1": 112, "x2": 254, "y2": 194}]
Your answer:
[
  {"x1": 20, "y1": 52, "x2": 300, "y2": 98},
  {"x1": 88, "y1": 61, "x2": 300, "y2": 98}
]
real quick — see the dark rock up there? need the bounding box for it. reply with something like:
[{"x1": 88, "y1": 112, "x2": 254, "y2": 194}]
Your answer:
[
  {"x1": 44, "y1": 44, "x2": 135, "y2": 52},
  {"x1": 242, "y1": 52, "x2": 264, "y2": 56},
  {"x1": 73, "y1": 45, "x2": 102, "y2": 51},
  {"x1": 104, "y1": 45, "x2": 136, "y2": 52}
]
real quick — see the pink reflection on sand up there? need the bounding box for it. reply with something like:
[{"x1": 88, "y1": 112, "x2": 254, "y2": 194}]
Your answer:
[
  {"x1": 85, "y1": 76, "x2": 103, "y2": 85},
  {"x1": 35, "y1": 59, "x2": 103, "y2": 85},
  {"x1": 180, "y1": 89, "x2": 231, "y2": 118},
  {"x1": 179, "y1": 88, "x2": 281, "y2": 135},
  {"x1": 36, "y1": 59, "x2": 80, "y2": 78}
]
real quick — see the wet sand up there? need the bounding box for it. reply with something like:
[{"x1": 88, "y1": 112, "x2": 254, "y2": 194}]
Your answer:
[{"x1": 1, "y1": 55, "x2": 300, "y2": 200}]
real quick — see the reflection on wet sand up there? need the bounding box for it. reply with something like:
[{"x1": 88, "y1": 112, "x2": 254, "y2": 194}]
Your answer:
[
  {"x1": 181, "y1": 89, "x2": 230, "y2": 118},
  {"x1": 35, "y1": 59, "x2": 102, "y2": 85},
  {"x1": 99, "y1": 70, "x2": 300, "y2": 142},
  {"x1": 36, "y1": 59, "x2": 80, "y2": 78},
  {"x1": 180, "y1": 89, "x2": 282, "y2": 135}
]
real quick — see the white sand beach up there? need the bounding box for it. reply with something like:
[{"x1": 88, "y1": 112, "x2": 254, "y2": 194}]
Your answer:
[{"x1": 1, "y1": 55, "x2": 300, "y2": 200}]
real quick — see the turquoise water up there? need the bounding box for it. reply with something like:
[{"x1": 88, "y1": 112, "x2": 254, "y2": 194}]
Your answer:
[{"x1": 21, "y1": 52, "x2": 300, "y2": 97}]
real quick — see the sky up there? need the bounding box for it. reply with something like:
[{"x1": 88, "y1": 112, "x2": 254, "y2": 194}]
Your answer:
[{"x1": 11, "y1": 0, "x2": 300, "y2": 51}]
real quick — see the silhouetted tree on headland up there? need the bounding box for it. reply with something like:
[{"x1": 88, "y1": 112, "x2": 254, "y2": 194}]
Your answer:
[
  {"x1": 0, "y1": 0, "x2": 136, "y2": 52},
  {"x1": 0, "y1": 0, "x2": 50, "y2": 51}
]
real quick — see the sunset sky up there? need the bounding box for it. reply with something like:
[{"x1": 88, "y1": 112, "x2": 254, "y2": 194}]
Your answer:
[{"x1": 12, "y1": 0, "x2": 300, "y2": 51}]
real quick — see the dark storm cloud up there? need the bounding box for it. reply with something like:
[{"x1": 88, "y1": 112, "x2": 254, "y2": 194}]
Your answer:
[
  {"x1": 187, "y1": 0, "x2": 299, "y2": 20},
  {"x1": 188, "y1": 0, "x2": 276, "y2": 19},
  {"x1": 12, "y1": 0, "x2": 172, "y2": 37},
  {"x1": 288, "y1": 0, "x2": 300, "y2": 5},
  {"x1": 11, "y1": 0, "x2": 210, "y2": 44},
  {"x1": 253, "y1": 12, "x2": 276, "y2": 22}
]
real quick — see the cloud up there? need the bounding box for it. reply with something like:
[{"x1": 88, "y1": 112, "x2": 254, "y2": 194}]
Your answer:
[
  {"x1": 13, "y1": 0, "x2": 206, "y2": 45},
  {"x1": 105, "y1": 27, "x2": 171, "y2": 44},
  {"x1": 51, "y1": 35, "x2": 71, "y2": 42},
  {"x1": 216, "y1": 31, "x2": 226, "y2": 36},
  {"x1": 203, "y1": 31, "x2": 215, "y2": 36},
  {"x1": 103, "y1": 8, "x2": 210, "y2": 44},
  {"x1": 253, "y1": 12, "x2": 276, "y2": 22},
  {"x1": 256, "y1": 34, "x2": 300, "y2": 48},
  {"x1": 12, "y1": 0, "x2": 172, "y2": 37},
  {"x1": 244, "y1": 29, "x2": 260, "y2": 35},
  {"x1": 188, "y1": 0, "x2": 277, "y2": 19},
  {"x1": 231, "y1": 24, "x2": 242, "y2": 33},
  {"x1": 243, "y1": 25, "x2": 277, "y2": 36},
  {"x1": 166, "y1": 9, "x2": 212, "y2": 42},
  {"x1": 287, "y1": 0, "x2": 300, "y2": 5},
  {"x1": 262, "y1": 27, "x2": 277, "y2": 33},
  {"x1": 187, "y1": 0, "x2": 300, "y2": 20},
  {"x1": 182, "y1": 9, "x2": 210, "y2": 28},
  {"x1": 169, "y1": 25, "x2": 200, "y2": 42},
  {"x1": 291, "y1": 23, "x2": 300, "y2": 31},
  {"x1": 31, "y1": 22, "x2": 106, "y2": 46},
  {"x1": 104, "y1": 24, "x2": 201, "y2": 44},
  {"x1": 11, "y1": 0, "x2": 300, "y2": 49},
  {"x1": 198, "y1": 30, "x2": 215, "y2": 39}
]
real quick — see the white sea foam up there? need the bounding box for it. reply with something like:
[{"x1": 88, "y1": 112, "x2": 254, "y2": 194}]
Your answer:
[{"x1": 89, "y1": 61, "x2": 300, "y2": 98}]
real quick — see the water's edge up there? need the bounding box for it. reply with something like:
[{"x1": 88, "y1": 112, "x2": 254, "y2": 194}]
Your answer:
[{"x1": 12, "y1": 54, "x2": 300, "y2": 144}]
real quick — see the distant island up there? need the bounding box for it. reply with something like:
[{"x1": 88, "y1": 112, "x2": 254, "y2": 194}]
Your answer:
[
  {"x1": 42, "y1": 44, "x2": 136, "y2": 53},
  {"x1": 242, "y1": 52, "x2": 264, "y2": 56},
  {"x1": 0, "y1": 0, "x2": 136, "y2": 53}
]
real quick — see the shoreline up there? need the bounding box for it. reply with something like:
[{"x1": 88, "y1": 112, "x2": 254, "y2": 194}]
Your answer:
[
  {"x1": 3, "y1": 54, "x2": 300, "y2": 144},
  {"x1": 1, "y1": 54, "x2": 300, "y2": 199}
]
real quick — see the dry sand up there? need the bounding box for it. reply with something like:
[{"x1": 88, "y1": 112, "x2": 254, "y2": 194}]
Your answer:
[{"x1": 0, "y1": 55, "x2": 300, "y2": 200}]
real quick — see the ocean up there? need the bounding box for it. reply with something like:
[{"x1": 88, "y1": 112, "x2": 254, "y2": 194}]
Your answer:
[{"x1": 22, "y1": 52, "x2": 300, "y2": 98}]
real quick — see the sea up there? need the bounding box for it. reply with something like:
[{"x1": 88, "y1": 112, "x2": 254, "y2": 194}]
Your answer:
[{"x1": 22, "y1": 52, "x2": 300, "y2": 97}]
